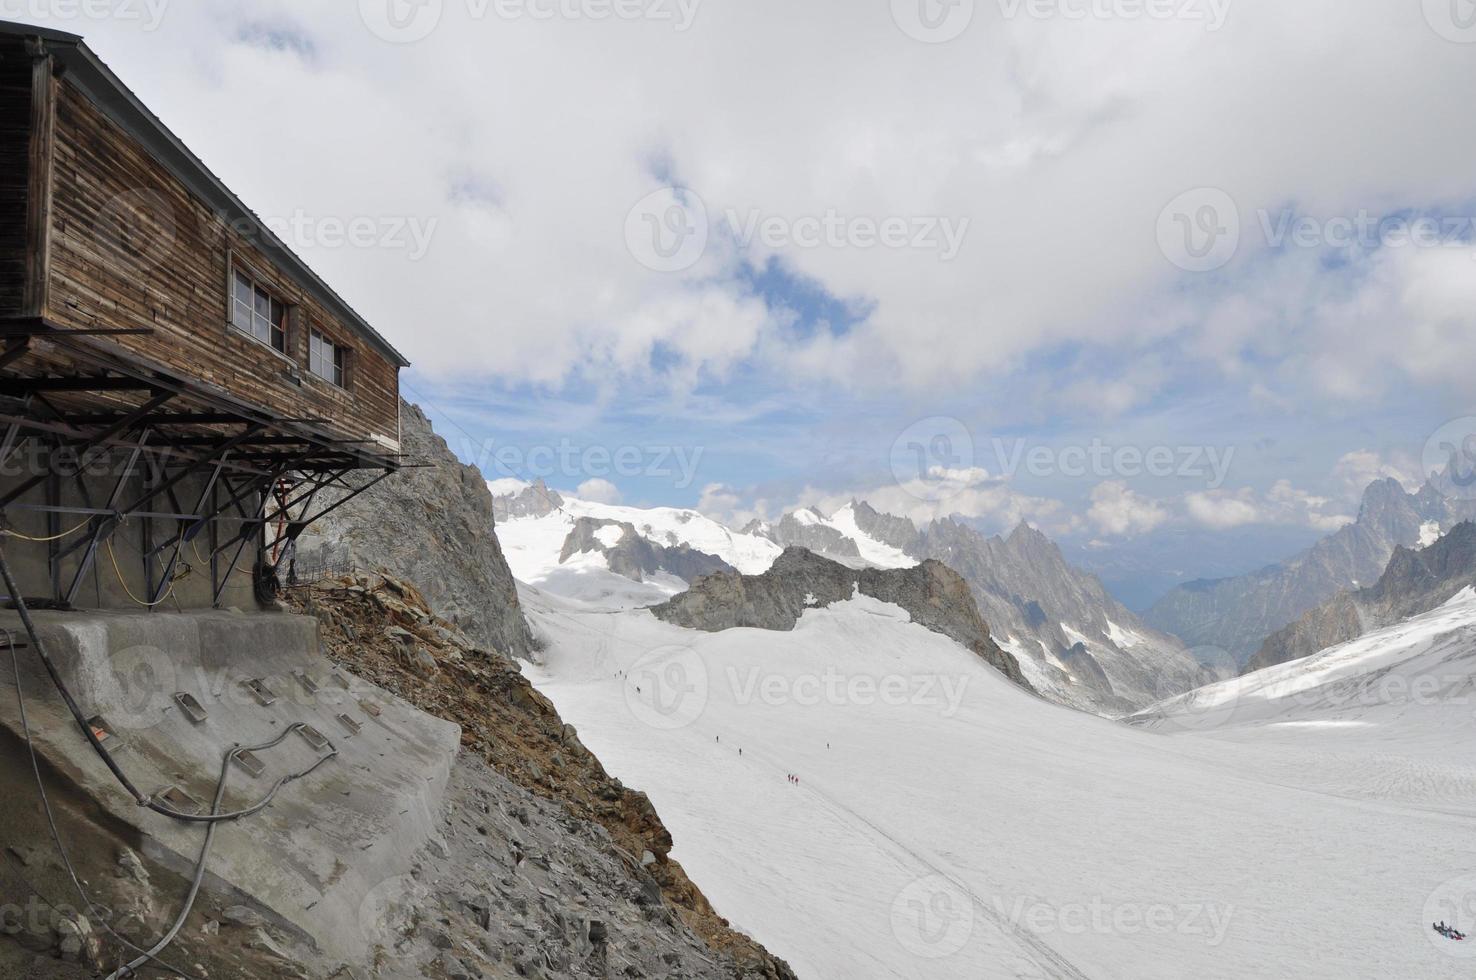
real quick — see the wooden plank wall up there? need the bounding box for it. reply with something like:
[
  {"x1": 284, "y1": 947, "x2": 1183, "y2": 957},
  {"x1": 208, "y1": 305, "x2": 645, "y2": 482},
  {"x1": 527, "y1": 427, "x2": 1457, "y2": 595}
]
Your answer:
[
  {"x1": 0, "y1": 48, "x2": 31, "y2": 316},
  {"x1": 41, "y1": 77, "x2": 401, "y2": 446}
]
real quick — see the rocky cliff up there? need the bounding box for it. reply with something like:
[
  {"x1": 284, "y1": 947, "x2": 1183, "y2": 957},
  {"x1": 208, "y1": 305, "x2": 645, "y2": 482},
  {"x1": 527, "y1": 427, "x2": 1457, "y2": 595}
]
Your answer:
[
  {"x1": 290, "y1": 573, "x2": 797, "y2": 979},
  {"x1": 1244, "y1": 521, "x2": 1476, "y2": 674},
  {"x1": 296, "y1": 400, "x2": 536, "y2": 659},
  {"x1": 747, "y1": 501, "x2": 1206, "y2": 714},
  {"x1": 1145, "y1": 478, "x2": 1476, "y2": 665},
  {"x1": 650, "y1": 547, "x2": 1031, "y2": 690}
]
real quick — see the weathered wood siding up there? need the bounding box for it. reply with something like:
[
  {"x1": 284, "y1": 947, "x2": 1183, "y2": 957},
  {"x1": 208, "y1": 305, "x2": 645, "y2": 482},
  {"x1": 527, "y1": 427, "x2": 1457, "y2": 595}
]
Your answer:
[
  {"x1": 0, "y1": 53, "x2": 30, "y2": 316},
  {"x1": 41, "y1": 76, "x2": 400, "y2": 445}
]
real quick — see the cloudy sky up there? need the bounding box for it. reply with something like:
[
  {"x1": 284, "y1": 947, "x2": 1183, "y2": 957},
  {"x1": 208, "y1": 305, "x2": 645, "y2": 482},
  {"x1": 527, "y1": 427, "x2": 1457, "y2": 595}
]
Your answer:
[{"x1": 24, "y1": 0, "x2": 1476, "y2": 583}]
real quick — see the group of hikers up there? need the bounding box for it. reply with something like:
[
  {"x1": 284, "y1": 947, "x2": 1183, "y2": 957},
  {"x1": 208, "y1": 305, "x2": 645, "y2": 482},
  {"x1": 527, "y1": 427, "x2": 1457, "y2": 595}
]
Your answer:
[
  {"x1": 787, "y1": 773, "x2": 801, "y2": 785},
  {"x1": 1433, "y1": 922, "x2": 1467, "y2": 941}
]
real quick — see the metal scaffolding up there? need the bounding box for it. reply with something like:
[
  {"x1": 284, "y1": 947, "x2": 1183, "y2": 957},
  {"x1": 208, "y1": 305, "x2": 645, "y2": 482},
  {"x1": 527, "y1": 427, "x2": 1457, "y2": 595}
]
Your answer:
[{"x1": 0, "y1": 318, "x2": 404, "y2": 609}]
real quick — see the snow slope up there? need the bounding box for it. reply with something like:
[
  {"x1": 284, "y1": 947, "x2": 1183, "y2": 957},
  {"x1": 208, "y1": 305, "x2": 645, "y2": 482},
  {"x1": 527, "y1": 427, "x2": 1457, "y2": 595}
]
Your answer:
[{"x1": 522, "y1": 585, "x2": 1476, "y2": 979}]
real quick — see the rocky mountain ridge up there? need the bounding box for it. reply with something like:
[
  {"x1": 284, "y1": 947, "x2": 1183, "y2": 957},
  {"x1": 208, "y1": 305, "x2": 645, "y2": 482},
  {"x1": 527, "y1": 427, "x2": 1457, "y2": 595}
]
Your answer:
[
  {"x1": 651, "y1": 547, "x2": 1030, "y2": 689},
  {"x1": 751, "y1": 500, "x2": 1205, "y2": 714},
  {"x1": 297, "y1": 400, "x2": 536, "y2": 659},
  {"x1": 1144, "y1": 478, "x2": 1476, "y2": 665},
  {"x1": 1244, "y1": 521, "x2": 1476, "y2": 674}
]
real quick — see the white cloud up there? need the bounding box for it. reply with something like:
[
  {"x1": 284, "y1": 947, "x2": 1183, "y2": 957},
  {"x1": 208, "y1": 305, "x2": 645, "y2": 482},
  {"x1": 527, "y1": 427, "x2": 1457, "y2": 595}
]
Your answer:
[
  {"x1": 1184, "y1": 481, "x2": 1352, "y2": 533},
  {"x1": 52, "y1": 2, "x2": 1476, "y2": 404},
  {"x1": 1330, "y1": 449, "x2": 1422, "y2": 502},
  {"x1": 1088, "y1": 481, "x2": 1170, "y2": 537},
  {"x1": 575, "y1": 478, "x2": 622, "y2": 505},
  {"x1": 782, "y1": 470, "x2": 1079, "y2": 538}
]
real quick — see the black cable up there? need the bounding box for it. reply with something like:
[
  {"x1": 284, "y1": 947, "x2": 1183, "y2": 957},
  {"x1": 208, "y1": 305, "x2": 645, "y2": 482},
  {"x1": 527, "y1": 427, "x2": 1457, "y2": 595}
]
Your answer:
[
  {"x1": 7, "y1": 627, "x2": 205, "y2": 980},
  {"x1": 0, "y1": 540, "x2": 335, "y2": 824}
]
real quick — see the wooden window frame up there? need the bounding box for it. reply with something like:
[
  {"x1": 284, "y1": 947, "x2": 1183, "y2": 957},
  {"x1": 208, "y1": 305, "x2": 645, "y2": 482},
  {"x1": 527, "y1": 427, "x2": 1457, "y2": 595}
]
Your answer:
[
  {"x1": 227, "y1": 259, "x2": 292, "y2": 356},
  {"x1": 308, "y1": 328, "x2": 349, "y2": 389}
]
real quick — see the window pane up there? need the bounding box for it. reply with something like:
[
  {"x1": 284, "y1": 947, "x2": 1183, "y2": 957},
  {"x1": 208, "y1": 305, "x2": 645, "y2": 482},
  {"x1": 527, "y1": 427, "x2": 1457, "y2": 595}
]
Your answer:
[
  {"x1": 254, "y1": 287, "x2": 270, "y2": 318},
  {"x1": 272, "y1": 326, "x2": 285, "y2": 351},
  {"x1": 232, "y1": 299, "x2": 252, "y2": 331},
  {"x1": 234, "y1": 272, "x2": 252, "y2": 303}
]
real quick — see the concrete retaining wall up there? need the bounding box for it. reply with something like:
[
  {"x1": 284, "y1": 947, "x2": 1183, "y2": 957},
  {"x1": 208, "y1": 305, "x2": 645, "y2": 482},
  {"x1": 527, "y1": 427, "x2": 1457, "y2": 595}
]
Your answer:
[{"x1": 0, "y1": 608, "x2": 460, "y2": 964}]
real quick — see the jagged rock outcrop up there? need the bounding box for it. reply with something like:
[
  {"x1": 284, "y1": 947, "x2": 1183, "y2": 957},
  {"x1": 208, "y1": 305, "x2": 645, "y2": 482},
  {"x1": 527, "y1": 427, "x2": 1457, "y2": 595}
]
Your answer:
[
  {"x1": 850, "y1": 499, "x2": 921, "y2": 551},
  {"x1": 650, "y1": 547, "x2": 1031, "y2": 690},
  {"x1": 747, "y1": 502, "x2": 1205, "y2": 714},
  {"x1": 1059, "y1": 643, "x2": 1113, "y2": 697},
  {"x1": 1244, "y1": 521, "x2": 1476, "y2": 674},
  {"x1": 559, "y1": 518, "x2": 735, "y2": 583},
  {"x1": 492, "y1": 478, "x2": 565, "y2": 522},
  {"x1": 295, "y1": 400, "x2": 536, "y2": 659},
  {"x1": 1145, "y1": 478, "x2": 1476, "y2": 664},
  {"x1": 910, "y1": 520, "x2": 1206, "y2": 713}
]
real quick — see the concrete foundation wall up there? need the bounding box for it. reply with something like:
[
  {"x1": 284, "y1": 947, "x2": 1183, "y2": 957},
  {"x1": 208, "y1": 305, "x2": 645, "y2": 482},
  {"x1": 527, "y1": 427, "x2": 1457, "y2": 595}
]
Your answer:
[
  {"x1": 0, "y1": 608, "x2": 461, "y2": 965},
  {"x1": 0, "y1": 444, "x2": 261, "y2": 610}
]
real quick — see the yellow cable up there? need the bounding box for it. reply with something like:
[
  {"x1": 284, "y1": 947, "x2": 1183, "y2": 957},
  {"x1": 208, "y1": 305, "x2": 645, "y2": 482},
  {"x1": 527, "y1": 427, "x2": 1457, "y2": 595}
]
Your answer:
[
  {"x1": 2, "y1": 517, "x2": 94, "y2": 543},
  {"x1": 106, "y1": 538, "x2": 176, "y2": 608}
]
